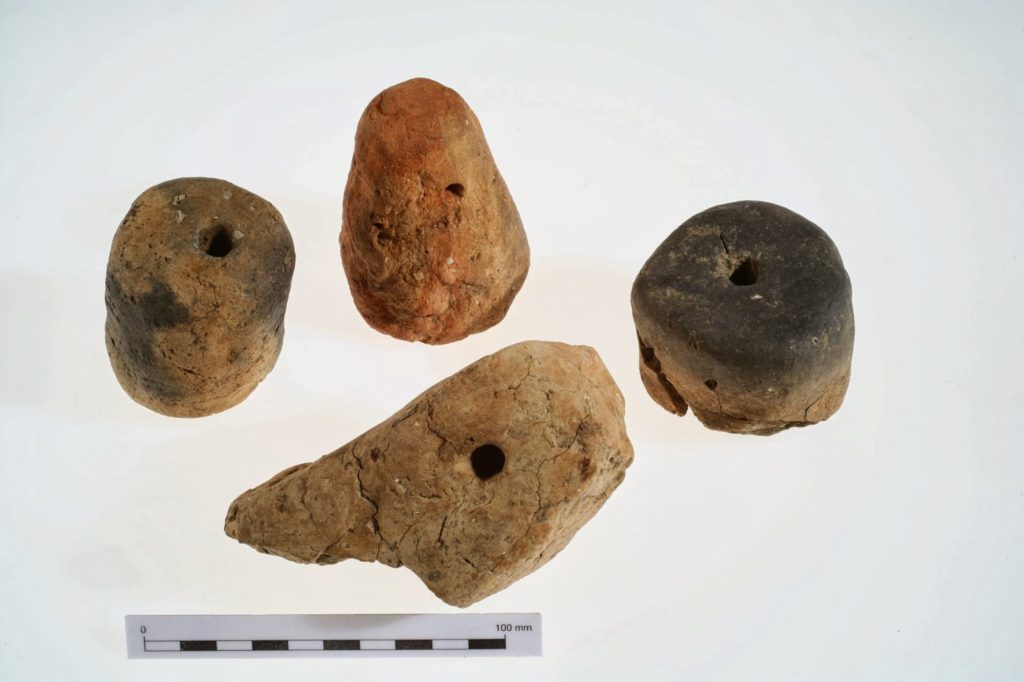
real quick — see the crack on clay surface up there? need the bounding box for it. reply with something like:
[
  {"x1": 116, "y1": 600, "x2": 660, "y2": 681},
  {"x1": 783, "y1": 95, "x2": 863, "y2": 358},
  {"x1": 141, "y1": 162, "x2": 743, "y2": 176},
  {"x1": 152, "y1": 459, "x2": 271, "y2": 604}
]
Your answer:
[
  {"x1": 637, "y1": 335, "x2": 689, "y2": 415},
  {"x1": 298, "y1": 475, "x2": 322, "y2": 541},
  {"x1": 350, "y1": 446, "x2": 385, "y2": 560},
  {"x1": 693, "y1": 405, "x2": 813, "y2": 435},
  {"x1": 512, "y1": 407, "x2": 592, "y2": 565},
  {"x1": 803, "y1": 394, "x2": 824, "y2": 421},
  {"x1": 299, "y1": 470, "x2": 350, "y2": 565},
  {"x1": 424, "y1": 400, "x2": 452, "y2": 449}
]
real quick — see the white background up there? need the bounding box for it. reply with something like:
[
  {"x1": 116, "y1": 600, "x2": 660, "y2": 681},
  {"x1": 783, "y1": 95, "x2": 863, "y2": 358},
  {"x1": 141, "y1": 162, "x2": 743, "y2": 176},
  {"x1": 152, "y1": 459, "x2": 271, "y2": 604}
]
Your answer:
[{"x1": 1, "y1": 1, "x2": 1022, "y2": 680}]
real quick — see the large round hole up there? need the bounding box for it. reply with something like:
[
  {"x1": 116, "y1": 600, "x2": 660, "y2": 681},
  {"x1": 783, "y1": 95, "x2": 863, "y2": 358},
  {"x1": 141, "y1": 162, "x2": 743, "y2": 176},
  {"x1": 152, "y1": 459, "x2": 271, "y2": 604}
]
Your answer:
[
  {"x1": 200, "y1": 225, "x2": 234, "y2": 258},
  {"x1": 445, "y1": 183, "x2": 465, "y2": 198},
  {"x1": 470, "y1": 444, "x2": 505, "y2": 480},
  {"x1": 729, "y1": 257, "x2": 759, "y2": 286}
]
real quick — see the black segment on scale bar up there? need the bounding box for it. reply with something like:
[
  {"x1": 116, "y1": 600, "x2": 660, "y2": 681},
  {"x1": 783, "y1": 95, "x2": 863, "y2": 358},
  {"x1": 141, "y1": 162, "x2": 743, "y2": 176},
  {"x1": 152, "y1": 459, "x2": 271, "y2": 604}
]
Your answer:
[{"x1": 179, "y1": 641, "x2": 217, "y2": 651}]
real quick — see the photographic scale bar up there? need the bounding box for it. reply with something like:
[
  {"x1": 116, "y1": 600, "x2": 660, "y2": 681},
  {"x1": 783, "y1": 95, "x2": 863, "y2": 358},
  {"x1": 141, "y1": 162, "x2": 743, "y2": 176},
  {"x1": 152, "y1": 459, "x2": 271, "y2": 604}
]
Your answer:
[
  {"x1": 144, "y1": 638, "x2": 507, "y2": 652},
  {"x1": 126, "y1": 613, "x2": 541, "y2": 658}
]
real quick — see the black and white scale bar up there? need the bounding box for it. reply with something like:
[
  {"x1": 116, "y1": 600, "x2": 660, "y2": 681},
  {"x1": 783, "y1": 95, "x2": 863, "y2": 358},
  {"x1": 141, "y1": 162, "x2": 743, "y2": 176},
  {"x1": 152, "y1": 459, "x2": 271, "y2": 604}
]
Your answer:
[
  {"x1": 126, "y1": 614, "x2": 540, "y2": 658},
  {"x1": 142, "y1": 637, "x2": 506, "y2": 652}
]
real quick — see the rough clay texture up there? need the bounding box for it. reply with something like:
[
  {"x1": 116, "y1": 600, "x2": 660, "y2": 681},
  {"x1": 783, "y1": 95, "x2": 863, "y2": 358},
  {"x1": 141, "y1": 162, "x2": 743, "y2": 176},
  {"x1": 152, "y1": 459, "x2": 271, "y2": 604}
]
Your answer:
[
  {"x1": 631, "y1": 200, "x2": 854, "y2": 435},
  {"x1": 105, "y1": 178, "x2": 295, "y2": 417},
  {"x1": 341, "y1": 78, "x2": 530, "y2": 344},
  {"x1": 225, "y1": 341, "x2": 632, "y2": 607}
]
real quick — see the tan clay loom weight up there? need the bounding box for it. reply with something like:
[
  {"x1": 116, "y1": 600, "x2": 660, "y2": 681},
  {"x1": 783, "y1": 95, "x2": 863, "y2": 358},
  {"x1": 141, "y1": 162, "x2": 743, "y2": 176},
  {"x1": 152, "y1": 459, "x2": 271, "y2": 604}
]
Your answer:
[
  {"x1": 631, "y1": 201, "x2": 854, "y2": 435},
  {"x1": 105, "y1": 178, "x2": 295, "y2": 417},
  {"x1": 341, "y1": 78, "x2": 530, "y2": 344},
  {"x1": 225, "y1": 341, "x2": 633, "y2": 607}
]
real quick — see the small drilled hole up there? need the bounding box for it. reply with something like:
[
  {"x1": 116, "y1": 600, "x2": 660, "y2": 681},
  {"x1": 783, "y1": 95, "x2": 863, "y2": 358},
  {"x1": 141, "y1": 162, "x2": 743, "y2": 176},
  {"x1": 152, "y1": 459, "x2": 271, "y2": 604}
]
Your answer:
[
  {"x1": 200, "y1": 225, "x2": 234, "y2": 257},
  {"x1": 445, "y1": 183, "x2": 465, "y2": 198},
  {"x1": 471, "y1": 444, "x2": 505, "y2": 480},
  {"x1": 729, "y1": 257, "x2": 759, "y2": 286},
  {"x1": 705, "y1": 379, "x2": 717, "y2": 390}
]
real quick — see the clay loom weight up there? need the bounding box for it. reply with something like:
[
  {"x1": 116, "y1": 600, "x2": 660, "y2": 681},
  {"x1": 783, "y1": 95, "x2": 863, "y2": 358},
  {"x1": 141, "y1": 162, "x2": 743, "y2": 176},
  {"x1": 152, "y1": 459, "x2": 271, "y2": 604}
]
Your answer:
[
  {"x1": 105, "y1": 178, "x2": 295, "y2": 417},
  {"x1": 225, "y1": 341, "x2": 633, "y2": 607},
  {"x1": 341, "y1": 78, "x2": 529, "y2": 344},
  {"x1": 631, "y1": 201, "x2": 854, "y2": 435}
]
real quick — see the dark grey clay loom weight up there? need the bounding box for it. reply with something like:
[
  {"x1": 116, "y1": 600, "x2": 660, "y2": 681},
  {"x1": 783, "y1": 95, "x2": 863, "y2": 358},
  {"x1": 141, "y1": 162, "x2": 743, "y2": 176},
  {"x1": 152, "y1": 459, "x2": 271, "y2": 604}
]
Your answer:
[
  {"x1": 105, "y1": 177, "x2": 295, "y2": 417},
  {"x1": 631, "y1": 200, "x2": 854, "y2": 435}
]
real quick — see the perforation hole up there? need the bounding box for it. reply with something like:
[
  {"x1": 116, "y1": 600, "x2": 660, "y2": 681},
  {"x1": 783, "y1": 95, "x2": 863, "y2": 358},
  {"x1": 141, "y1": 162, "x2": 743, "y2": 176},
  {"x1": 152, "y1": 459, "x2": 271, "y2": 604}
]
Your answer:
[
  {"x1": 471, "y1": 444, "x2": 505, "y2": 480},
  {"x1": 199, "y1": 225, "x2": 234, "y2": 257},
  {"x1": 729, "y1": 257, "x2": 759, "y2": 286}
]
